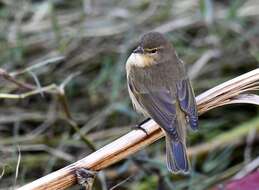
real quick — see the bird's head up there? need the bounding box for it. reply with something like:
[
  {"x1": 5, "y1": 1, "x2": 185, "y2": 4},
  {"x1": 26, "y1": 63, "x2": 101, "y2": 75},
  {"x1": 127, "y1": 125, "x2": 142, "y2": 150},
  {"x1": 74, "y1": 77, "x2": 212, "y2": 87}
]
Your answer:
[{"x1": 127, "y1": 32, "x2": 172, "y2": 68}]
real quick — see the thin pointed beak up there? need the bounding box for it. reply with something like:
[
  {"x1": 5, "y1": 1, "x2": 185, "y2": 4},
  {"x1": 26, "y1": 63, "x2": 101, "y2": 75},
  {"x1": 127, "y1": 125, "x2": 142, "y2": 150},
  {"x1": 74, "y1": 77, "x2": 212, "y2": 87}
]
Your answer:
[{"x1": 133, "y1": 46, "x2": 144, "y2": 54}]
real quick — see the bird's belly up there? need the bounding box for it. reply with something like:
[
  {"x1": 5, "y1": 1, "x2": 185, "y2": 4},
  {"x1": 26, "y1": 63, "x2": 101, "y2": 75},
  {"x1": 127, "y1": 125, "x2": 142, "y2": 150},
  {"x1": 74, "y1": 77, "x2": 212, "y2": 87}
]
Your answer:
[{"x1": 128, "y1": 86, "x2": 149, "y2": 117}]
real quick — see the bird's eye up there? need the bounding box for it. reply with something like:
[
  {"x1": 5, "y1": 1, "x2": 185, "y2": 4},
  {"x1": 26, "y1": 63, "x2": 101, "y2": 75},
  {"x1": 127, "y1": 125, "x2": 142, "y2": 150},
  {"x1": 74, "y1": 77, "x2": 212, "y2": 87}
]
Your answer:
[
  {"x1": 150, "y1": 49, "x2": 157, "y2": 53},
  {"x1": 146, "y1": 48, "x2": 157, "y2": 54}
]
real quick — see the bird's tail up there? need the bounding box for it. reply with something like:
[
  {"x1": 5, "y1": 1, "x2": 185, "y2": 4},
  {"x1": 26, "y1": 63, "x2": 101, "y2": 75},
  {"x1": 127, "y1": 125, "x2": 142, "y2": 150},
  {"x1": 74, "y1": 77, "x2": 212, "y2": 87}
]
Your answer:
[{"x1": 165, "y1": 135, "x2": 190, "y2": 174}]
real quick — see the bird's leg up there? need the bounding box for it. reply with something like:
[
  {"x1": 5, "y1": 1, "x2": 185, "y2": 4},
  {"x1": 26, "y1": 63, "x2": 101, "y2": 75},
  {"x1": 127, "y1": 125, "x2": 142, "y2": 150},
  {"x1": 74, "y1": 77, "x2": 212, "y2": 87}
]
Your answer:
[
  {"x1": 75, "y1": 168, "x2": 97, "y2": 190},
  {"x1": 134, "y1": 117, "x2": 151, "y2": 135}
]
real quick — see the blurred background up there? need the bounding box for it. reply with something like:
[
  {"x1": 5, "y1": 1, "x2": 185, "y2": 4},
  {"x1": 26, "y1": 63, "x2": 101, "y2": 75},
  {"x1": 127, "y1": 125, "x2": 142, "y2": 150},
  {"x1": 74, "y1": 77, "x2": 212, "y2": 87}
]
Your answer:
[{"x1": 0, "y1": 0, "x2": 259, "y2": 189}]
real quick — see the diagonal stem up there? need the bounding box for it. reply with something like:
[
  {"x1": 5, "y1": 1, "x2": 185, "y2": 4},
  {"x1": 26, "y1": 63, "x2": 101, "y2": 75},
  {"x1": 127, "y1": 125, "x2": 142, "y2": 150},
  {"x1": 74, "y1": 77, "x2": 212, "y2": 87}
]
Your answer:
[{"x1": 17, "y1": 68, "x2": 259, "y2": 190}]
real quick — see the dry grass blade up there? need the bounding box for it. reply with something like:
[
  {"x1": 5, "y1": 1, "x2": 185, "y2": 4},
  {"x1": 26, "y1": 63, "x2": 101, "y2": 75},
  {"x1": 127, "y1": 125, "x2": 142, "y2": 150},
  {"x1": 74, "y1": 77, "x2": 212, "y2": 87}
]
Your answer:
[
  {"x1": 14, "y1": 146, "x2": 21, "y2": 189},
  {"x1": 196, "y1": 68, "x2": 259, "y2": 114},
  {"x1": 0, "y1": 69, "x2": 34, "y2": 90},
  {"x1": 188, "y1": 116, "x2": 259, "y2": 157},
  {"x1": 18, "y1": 68, "x2": 259, "y2": 190},
  {"x1": 220, "y1": 94, "x2": 259, "y2": 106}
]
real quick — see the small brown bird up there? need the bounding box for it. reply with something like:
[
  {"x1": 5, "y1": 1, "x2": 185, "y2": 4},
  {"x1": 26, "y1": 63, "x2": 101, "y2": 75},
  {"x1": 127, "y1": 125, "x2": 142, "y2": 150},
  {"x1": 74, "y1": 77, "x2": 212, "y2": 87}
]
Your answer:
[{"x1": 126, "y1": 32, "x2": 198, "y2": 173}]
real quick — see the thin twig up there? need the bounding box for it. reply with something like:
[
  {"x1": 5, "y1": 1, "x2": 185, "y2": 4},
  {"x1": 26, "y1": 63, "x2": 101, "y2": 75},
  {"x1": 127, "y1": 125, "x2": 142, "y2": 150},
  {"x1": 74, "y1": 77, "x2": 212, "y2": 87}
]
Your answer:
[
  {"x1": 13, "y1": 146, "x2": 21, "y2": 189},
  {"x1": 0, "y1": 165, "x2": 5, "y2": 180},
  {"x1": 0, "y1": 69, "x2": 34, "y2": 90},
  {"x1": 109, "y1": 175, "x2": 134, "y2": 190},
  {"x1": 57, "y1": 73, "x2": 96, "y2": 151},
  {"x1": 18, "y1": 68, "x2": 259, "y2": 190},
  {"x1": 189, "y1": 49, "x2": 221, "y2": 80},
  {"x1": 0, "y1": 69, "x2": 95, "y2": 150},
  {"x1": 11, "y1": 56, "x2": 65, "y2": 76},
  {"x1": 233, "y1": 157, "x2": 259, "y2": 180}
]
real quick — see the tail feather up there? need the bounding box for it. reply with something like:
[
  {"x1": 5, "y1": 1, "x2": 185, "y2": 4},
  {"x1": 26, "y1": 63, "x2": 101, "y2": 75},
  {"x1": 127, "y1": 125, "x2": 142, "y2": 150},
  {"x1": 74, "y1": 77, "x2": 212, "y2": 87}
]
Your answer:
[{"x1": 166, "y1": 136, "x2": 189, "y2": 174}]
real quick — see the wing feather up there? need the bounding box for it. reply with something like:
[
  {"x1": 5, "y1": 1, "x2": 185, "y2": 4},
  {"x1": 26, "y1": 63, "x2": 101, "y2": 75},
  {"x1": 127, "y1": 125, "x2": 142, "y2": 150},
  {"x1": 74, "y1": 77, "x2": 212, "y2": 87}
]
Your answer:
[{"x1": 177, "y1": 79, "x2": 198, "y2": 130}]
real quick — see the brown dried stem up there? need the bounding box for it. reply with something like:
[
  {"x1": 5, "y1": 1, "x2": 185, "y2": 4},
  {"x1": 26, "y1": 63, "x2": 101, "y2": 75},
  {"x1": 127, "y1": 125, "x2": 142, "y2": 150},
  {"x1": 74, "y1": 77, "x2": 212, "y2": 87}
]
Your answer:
[
  {"x1": 0, "y1": 68, "x2": 34, "y2": 90},
  {"x1": 0, "y1": 69, "x2": 96, "y2": 151},
  {"x1": 18, "y1": 68, "x2": 259, "y2": 190}
]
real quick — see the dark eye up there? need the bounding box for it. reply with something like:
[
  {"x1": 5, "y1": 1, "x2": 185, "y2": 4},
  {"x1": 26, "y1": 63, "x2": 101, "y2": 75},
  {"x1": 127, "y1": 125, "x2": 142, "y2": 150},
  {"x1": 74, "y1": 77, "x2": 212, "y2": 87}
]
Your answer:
[{"x1": 150, "y1": 49, "x2": 157, "y2": 53}]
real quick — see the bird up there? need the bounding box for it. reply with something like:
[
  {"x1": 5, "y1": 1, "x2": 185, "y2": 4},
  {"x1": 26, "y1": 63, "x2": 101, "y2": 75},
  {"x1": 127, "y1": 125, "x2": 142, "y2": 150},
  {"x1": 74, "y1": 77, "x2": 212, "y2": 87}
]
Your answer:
[{"x1": 125, "y1": 32, "x2": 198, "y2": 174}]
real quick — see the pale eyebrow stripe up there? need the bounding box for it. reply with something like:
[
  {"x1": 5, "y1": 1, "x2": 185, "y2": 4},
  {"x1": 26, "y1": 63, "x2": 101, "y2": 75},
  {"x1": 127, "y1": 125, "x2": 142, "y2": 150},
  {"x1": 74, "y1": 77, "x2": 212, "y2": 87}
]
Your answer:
[{"x1": 145, "y1": 46, "x2": 163, "y2": 51}]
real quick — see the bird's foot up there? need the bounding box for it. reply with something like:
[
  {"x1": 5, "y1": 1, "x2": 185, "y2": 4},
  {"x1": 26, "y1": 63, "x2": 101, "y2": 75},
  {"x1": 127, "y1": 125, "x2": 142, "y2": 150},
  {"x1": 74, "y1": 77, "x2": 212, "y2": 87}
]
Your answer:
[
  {"x1": 133, "y1": 118, "x2": 151, "y2": 136},
  {"x1": 75, "y1": 168, "x2": 97, "y2": 190}
]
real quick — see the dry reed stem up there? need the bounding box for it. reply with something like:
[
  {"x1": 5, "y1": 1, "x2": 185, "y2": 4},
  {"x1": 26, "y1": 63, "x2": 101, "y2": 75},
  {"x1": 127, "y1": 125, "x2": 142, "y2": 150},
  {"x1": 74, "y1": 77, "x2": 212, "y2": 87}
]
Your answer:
[{"x1": 18, "y1": 68, "x2": 259, "y2": 190}]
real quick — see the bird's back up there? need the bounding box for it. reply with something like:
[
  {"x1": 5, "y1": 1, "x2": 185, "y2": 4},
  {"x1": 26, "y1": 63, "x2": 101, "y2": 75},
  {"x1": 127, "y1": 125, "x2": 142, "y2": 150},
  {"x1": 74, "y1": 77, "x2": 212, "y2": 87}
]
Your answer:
[{"x1": 128, "y1": 51, "x2": 187, "y2": 94}]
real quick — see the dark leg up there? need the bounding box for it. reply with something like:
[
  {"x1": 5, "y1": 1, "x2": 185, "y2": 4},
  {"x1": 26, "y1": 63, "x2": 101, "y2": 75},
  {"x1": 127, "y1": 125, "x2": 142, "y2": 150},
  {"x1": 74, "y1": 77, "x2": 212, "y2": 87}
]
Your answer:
[
  {"x1": 75, "y1": 168, "x2": 97, "y2": 190},
  {"x1": 134, "y1": 117, "x2": 151, "y2": 135}
]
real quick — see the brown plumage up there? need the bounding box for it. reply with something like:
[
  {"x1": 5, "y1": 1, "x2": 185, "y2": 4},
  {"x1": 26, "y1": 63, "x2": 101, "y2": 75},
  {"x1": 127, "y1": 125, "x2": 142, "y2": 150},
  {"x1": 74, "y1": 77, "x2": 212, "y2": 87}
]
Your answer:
[{"x1": 126, "y1": 32, "x2": 198, "y2": 173}]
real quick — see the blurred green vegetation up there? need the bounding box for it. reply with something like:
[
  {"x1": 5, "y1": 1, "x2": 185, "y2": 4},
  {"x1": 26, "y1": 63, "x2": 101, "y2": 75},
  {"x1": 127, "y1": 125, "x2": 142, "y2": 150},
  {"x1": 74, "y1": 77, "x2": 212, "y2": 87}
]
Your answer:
[{"x1": 0, "y1": 0, "x2": 259, "y2": 189}]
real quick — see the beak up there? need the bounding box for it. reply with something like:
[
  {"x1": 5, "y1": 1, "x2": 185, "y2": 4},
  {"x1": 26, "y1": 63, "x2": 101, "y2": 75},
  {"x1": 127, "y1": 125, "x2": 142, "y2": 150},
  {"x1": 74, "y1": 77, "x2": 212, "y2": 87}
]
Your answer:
[{"x1": 133, "y1": 46, "x2": 144, "y2": 54}]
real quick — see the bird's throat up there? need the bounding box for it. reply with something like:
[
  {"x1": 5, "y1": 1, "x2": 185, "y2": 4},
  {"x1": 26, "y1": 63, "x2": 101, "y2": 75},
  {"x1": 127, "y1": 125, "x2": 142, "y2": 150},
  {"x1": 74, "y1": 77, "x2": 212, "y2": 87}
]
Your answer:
[{"x1": 126, "y1": 53, "x2": 155, "y2": 69}]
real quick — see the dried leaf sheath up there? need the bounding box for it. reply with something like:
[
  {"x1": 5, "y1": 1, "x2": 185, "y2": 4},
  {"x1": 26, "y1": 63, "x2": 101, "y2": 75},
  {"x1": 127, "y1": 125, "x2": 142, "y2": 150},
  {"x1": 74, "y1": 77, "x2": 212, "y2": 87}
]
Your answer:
[{"x1": 196, "y1": 68, "x2": 259, "y2": 114}]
